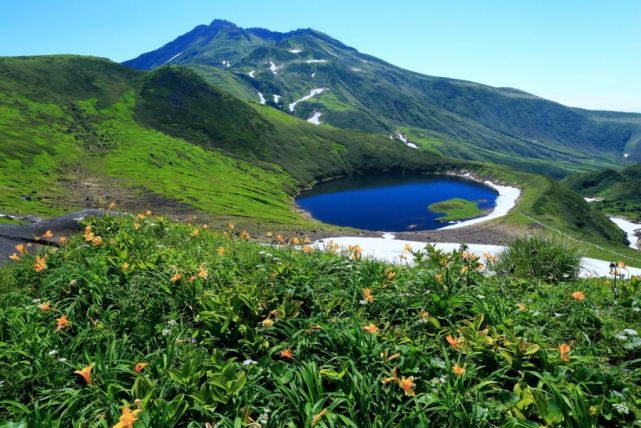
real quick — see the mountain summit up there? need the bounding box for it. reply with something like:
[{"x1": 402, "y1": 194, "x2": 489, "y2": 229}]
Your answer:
[{"x1": 124, "y1": 20, "x2": 641, "y2": 176}]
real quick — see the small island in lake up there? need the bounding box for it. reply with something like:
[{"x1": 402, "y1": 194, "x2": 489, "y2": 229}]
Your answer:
[{"x1": 429, "y1": 198, "x2": 486, "y2": 222}]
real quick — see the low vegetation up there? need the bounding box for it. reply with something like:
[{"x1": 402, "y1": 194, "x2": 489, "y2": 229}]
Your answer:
[
  {"x1": 565, "y1": 164, "x2": 641, "y2": 222},
  {"x1": 429, "y1": 198, "x2": 485, "y2": 222},
  {"x1": 1, "y1": 214, "x2": 640, "y2": 426},
  {"x1": 496, "y1": 234, "x2": 583, "y2": 283}
]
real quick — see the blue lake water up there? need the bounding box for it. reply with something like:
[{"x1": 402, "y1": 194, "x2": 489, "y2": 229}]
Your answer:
[{"x1": 296, "y1": 175, "x2": 498, "y2": 231}]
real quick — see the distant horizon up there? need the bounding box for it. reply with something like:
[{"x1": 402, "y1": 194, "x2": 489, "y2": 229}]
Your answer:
[{"x1": 2, "y1": 0, "x2": 640, "y2": 113}]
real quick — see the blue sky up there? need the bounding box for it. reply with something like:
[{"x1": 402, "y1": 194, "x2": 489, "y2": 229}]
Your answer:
[{"x1": 2, "y1": 0, "x2": 640, "y2": 112}]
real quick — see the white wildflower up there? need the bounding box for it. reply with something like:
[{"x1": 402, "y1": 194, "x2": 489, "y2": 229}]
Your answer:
[
  {"x1": 242, "y1": 359, "x2": 258, "y2": 366},
  {"x1": 48, "y1": 350, "x2": 58, "y2": 356},
  {"x1": 162, "y1": 328, "x2": 172, "y2": 336},
  {"x1": 613, "y1": 403, "x2": 629, "y2": 415}
]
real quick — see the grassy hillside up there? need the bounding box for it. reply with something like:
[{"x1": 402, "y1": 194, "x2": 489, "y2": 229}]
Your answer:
[
  {"x1": 0, "y1": 56, "x2": 455, "y2": 226},
  {"x1": 124, "y1": 20, "x2": 641, "y2": 177},
  {"x1": 0, "y1": 55, "x2": 636, "y2": 263},
  {"x1": 1, "y1": 214, "x2": 640, "y2": 426},
  {"x1": 565, "y1": 164, "x2": 641, "y2": 221}
]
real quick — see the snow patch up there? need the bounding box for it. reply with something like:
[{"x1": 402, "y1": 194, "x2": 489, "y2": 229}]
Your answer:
[
  {"x1": 269, "y1": 61, "x2": 279, "y2": 75},
  {"x1": 248, "y1": 70, "x2": 256, "y2": 78},
  {"x1": 610, "y1": 217, "x2": 641, "y2": 249},
  {"x1": 257, "y1": 92, "x2": 266, "y2": 105},
  {"x1": 288, "y1": 88, "x2": 328, "y2": 112},
  {"x1": 624, "y1": 153, "x2": 630, "y2": 158},
  {"x1": 313, "y1": 237, "x2": 641, "y2": 278},
  {"x1": 306, "y1": 59, "x2": 328, "y2": 64},
  {"x1": 438, "y1": 174, "x2": 521, "y2": 230},
  {"x1": 311, "y1": 72, "x2": 316, "y2": 78},
  {"x1": 396, "y1": 132, "x2": 408, "y2": 143},
  {"x1": 221, "y1": 60, "x2": 230, "y2": 68},
  {"x1": 273, "y1": 94, "x2": 281, "y2": 103},
  {"x1": 350, "y1": 67, "x2": 363, "y2": 72},
  {"x1": 289, "y1": 48, "x2": 303, "y2": 54},
  {"x1": 307, "y1": 112, "x2": 322, "y2": 125},
  {"x1": 584, "y1": 197, "x2": 600, "y2": 203},
  {"x1": 407, "y1": 143, "x2": 418, "y2": 149},
  {"x1": 163, "y1": 52, "x2": 182, "y2": 64}
]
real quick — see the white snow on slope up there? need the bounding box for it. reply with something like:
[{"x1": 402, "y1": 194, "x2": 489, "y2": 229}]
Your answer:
[
  {"x1": 396, "y1": 133, "x2": 408, "y2": 143},
  {"x1": 438, "y1": 177, "x2": 521, "y2": 230},
  {"x1": 624, "y1": 153, "x2": 630, "y2": 158},
  {"x1": 289, "y1": 49, "x2": 303, "y2": 54},
  {"x1": 257, "y1": 92, "x2": 266, "y2": 105},
  {"x1": 288, "y1": 88, "x2": 328, "y2": 112},
  {"x1": 163, "y1": 52, "x2": 182, "y2": 64},
  {"x1": 221, "y1": 60, "x2": 230, "y2": 68},
  {"x1": 273, "y1": 94, "x2": 281, "y2": 103},
  {"x1": 610, "y1": 217, "x2": 641, "y2": 249},
  {"x1": 584, "y1": 197, "x2": 600, "y2": 203},
  {"x1": 269, "y1": 61, "x2": 279, "y2": 75},
  {"x1": 306, "y1": 59, "x2": 328, "y2": 64},
  {"x1": 314, "y1": 237, "x2": 641, "y2": 278},
  {"x1": 407, "y1": 143, "x2": 418, "y2": 149},
  {"x1": 351, "y1": 67, "x2": 363, "y2": 72},
  {"x1": 248, "y1": 70, "x2": 256, "y2": 78},
  {"x1": 307, "y1": 112, "x2": 322, "y2": 125},
  {"x1": 311, "y1": 73, "x2": 316, "y2": 78}
]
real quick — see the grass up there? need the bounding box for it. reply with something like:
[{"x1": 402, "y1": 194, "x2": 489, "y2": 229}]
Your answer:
[
  {"x1": 1, "y1": 214, "x2": 641, "y2": 426},
  {"x1": 428, "y1": 198, "x2": 485, "y2": 222}
]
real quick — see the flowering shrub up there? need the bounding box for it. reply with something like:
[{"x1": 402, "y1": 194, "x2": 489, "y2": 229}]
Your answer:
[{"x1": 0, "y1": 215, "x2": 639, "y2": 426}]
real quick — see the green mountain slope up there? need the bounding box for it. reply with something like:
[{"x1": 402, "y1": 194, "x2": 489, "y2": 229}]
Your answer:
[
  {"x1": 1, "y1": 55, "x2": 635, "y2": 261},
  {"x1": 124, "y1": 19, "x2": 641, "y2": 177},
  {"x1": 565, "y1": 163, "x2": 641, "y2": 221}
]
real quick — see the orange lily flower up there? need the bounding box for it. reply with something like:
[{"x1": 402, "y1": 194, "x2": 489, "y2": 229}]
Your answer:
[
  {"x1": 83, "y1": 226, "x2": 94, "y2": 241},
  {"x1": 435, "y1": 273, "x2": 444, "y2": 285},
  {"x1": 56, "y1": 314, "x2": 70, "y2": 330},
  {"x1": 227, "y1": 223, "x2": 235, "y2": 231},
  {"x1": 92, "y1": 236, "x2": 103, "y2": 247},
  {"x1": 217, "y1": 246, "x2": 225, "y2": 256},
  {"x1": 381, "y1": 367, "x2": 398, "y2": 384},
  {"x1": 58, "y1": 236, "x2": 66, "y2": 245},
  {"x1": 137, "y1": 213, "x2": 146, "y2": 220},
  {"x1": 571, "y1": 291, "x2": 585, "y2": 301},
  {"x1": 290, "y1": 237, "x2": 300, "y2": 245},
  {"x1": 363, "y1": 323, "x2": 379, "y2": 334},
  {"x1": 74, "y1": 363, "x2": 94, "y2": 385},
  {"x1": 559, "y1": 343, "x2": 571, "y2": 362},
  {"x1": 145, "y1": 210, "x2": 152, "y2": 216},
  {"x1": 303, "y1": 245, "x2": 314, "y2": 254},
  {"x1": 122, "y1": 262, "x2": 129, "y2": 271},
  {"x1": 398, "y1": 376, "x2": 416, "y2": 396},
  {"x1": 113, "y1": 404, "x2": 142, "y2": 428},
  {"x1": 42, "y1": 230, "x2": 53, "y2": 239},
  {"x1": 453, "y1": 363, "x2": 466, "y2": 376},
  {"x1": 191, "y1": 228, "x2": 200, "y2": 237},
  {"x1": 363, "y1": 288, "x2": 374, "y2": 303},
  {"x1": 9, "y1": 253, "x2": 20, "y2": 262},
  {"x1": 262, "y1": 318, "x2": 274, "y2": 328},
  {"x1": 34, "y1": 255, "x2": 47, "y2": 272},
  {"x1": 134, "y1": 362, "x2": 148, "y2": 373},
  {"x1": 279, "y1": 348, "x2": 294, "y2": 360},
  {"x1": 15, "y1": 243, "x2": 27, "y2": 254},
  {"x1": 197, "y1": 265, "x2": 208, "y2": 279},
  {"x1": 108, "y1": 202, "x2": 117, "y2": 210},
  {"x1": 303, "y1": 236, "x2": 311, "y2": 245},
  {"x1": 133, "y1": 222, "x2": 141, "y2": 230},
  {"x1": 385, "y1": 268, "x2": 395, "y2": 281},
  {"x1": 419, "y1": 309, "x2": 430, "y2": 319},
  {"x1": 38, "y1": 301, "x2": 51, "y2": 311},
  {"x1": 275, "y1": 234, "x2": 286, "y2": 245},
  {"x1": 446, "y1": 334, "x2": 460, "y2": 349},
  {"x1": 170, "y1": 272, "x2": 181, "y2": 283},
  {"x1": 516, "y1": 303, "x2": 527, "y2": 312}
]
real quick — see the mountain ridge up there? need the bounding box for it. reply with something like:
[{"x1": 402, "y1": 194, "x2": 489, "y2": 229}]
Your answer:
[{"x1": 123, "y1": 19, "x2": 641, "y2": 177}]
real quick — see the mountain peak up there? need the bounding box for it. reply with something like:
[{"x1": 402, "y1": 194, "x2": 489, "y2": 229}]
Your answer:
[{"x1": 208, "y1": 19, "x2": 238, "y2": 29}]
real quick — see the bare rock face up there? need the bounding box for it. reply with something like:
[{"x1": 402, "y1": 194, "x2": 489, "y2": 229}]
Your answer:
[{"x1": 0, "y1": 209, "x2": 110, "y2": 265}]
